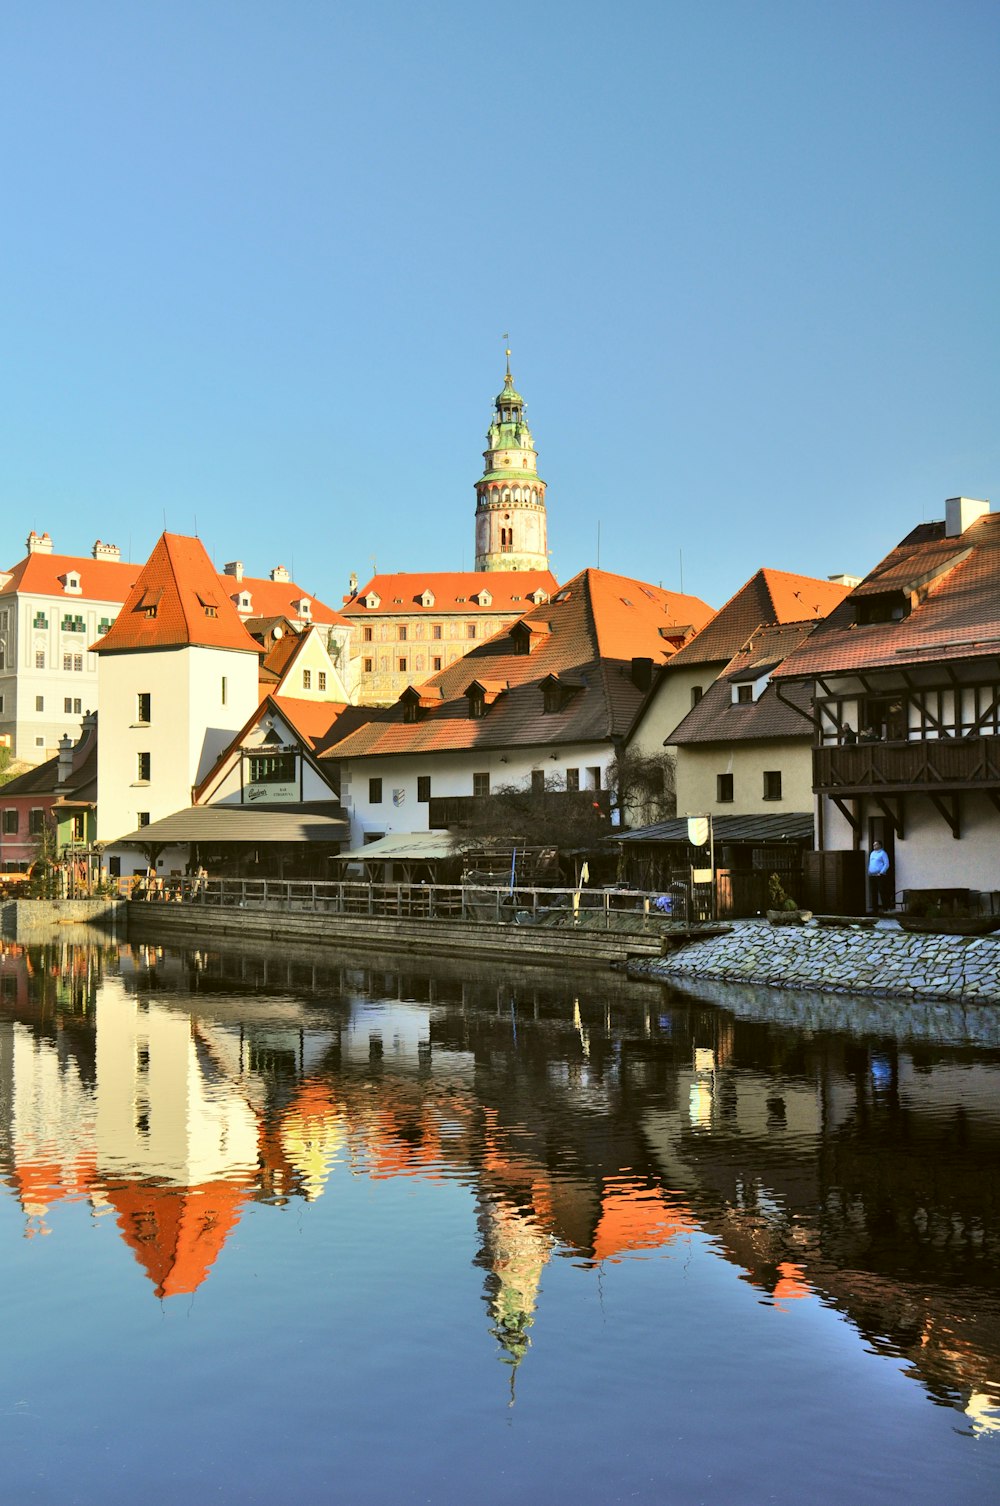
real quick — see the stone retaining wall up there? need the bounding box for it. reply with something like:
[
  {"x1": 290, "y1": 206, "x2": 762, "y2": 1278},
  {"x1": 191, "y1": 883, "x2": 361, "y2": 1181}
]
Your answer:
[
  {"x1": 1, "y1": 898, "x2": 126, "y2": 935},
  {"x1": 635, "y1": 920, "x2": 1000, "y2": 1004}
]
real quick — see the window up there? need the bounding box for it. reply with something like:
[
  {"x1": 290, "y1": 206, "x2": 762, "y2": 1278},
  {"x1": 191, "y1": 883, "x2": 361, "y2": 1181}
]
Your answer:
[
  {"x1": 72, "y1": 698, "x2": 81, "y2": 714},
  {"x1": 763, "y1": 770, "x2": 782, "y2": 801},
  {"x1": 369, "y1": 777, "x2": 383, "y2": 804},
  {"x1": 302, "y1": 669, "x2": 312, "y2": 690},
  {"x1": 35, "y1": 695, "x2": 44, "y2": 712},
  {"x1": 136, "y1": 752, "x2": 151, "y2": 783},
  {"x1": 472, "y1": 772, "x2": 489, "y2": 797},
  {"x1": 691, "y1": 685, "x2": 703, "y2": 707},
  {"x1": 64, "y1": 698, "x2": 73, "y2": 713},
  {"x1": 61, "y1": 614, "x2": 85, "y2": 633},
  {"x1": 98, "y1": 617, "x2": 112, "y2": 634},
  {"x1": 417, "y1": 775, "x2": 431, "y2": 803},
  {"x1": 63, "y1": 653, "x2": 73, "y2": 672},
  {"x1": 717, "y1": 773, "x2": 734, "y2": 803},
  {"x1": 0, "y1": 694, "x2": 4, "y2": 714},
  {"x1": 586, "y1": 767, "x2": 601, "y2": 791},
  {"x1": 2, "y1": 810, "x2": 16, "y2": 835},
  {"x1": 35, "y1": 651, "x2": 45, "y2": 669},
  {"x1": 566, "y1": 767, "x2": 580, "y2": 791},
  {"x1": 398, "y1": 626, "x2": 407, "y2": 642},
  {"x1": 137, "y1": 693, "x2": 151, "y2": 724},
  {"x1": 29, "y1": 809, "x2": 44, "y2": 835},
  {"x1": 736, "y1": 683, "x2": 753, "y2": 704},
  {"x1": 531, "y1": 769, "x2": 545, "y2": 794},
  {"x1": 33, "y1": 612, "x2": 47, "y2": 629},
  {"x1": 221, "y1": 677, "x2": 227, "y2": 705},
  {"x1": 363, "y1": 657, "x2": 373, "y2": 673},
  {"x1": 137, "y1": 812, "x2": 150, "y2": 828},
  {"x1": 363, "y1": 626, "x2": 373, "y2": 642},
  {"x1": 432, "y1": 624, "x2": 442, "y2": 640},
  {"x1": 204, "y1": 605, "x2": 218, "y2": 618},
  {"x1": 432, "y1": 656, "x2": 442, "y2": 672},
  {"x1": 318, "y1": 672, "x2": 326, "y2": 692},
  {"x1": 247, "y1": 752, "x2": 296, "y2": 784},
  {"x1": 71, "y1": 813, "x2": 85, "y2": 841},
  {"x1": 543, "y1": 685, "x2": 561, "y2": 713},
  {"x1": 72, "y1": 654, "x2": 82, "y2": 672},
  {"x1": 398, "y1": 658, "x2": 408, "y2": 673}
]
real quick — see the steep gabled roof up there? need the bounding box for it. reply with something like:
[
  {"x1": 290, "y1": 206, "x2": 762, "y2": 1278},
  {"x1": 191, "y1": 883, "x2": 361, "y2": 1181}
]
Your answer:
[
  {"x1": 666, "y1": 622, "x2": 818, "y2": 745},
  {"x1": 94, "y1": 534, "x2": 261, "y2": 655},
  {"x1": 325, "y1": 568, "x2": 712, "y2": 762},
  {"x1": 665, "y1": 568, "x2": 849, "y2": 669},
  {"x1": 774, "y1": 512, "x2": 1000, "y2": 680},
  {"x1": 340, "y1": 569, "x2": 559, "y2": 616}
]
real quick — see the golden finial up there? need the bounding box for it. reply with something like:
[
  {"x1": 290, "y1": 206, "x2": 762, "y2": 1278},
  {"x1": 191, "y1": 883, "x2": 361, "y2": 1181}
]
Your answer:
[{"x1": 502, "y1": 333, "x2": 511, "y2": 379}]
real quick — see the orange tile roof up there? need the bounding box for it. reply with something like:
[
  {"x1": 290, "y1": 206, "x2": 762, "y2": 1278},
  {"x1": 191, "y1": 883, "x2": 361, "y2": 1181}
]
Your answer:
[
  {"x1": 0, "y1": 550, "x2": 139, "y2": 602},
  {"x1": 774, "y1": 513, "x2": 1000, "y2": 679},
  {"x1": 341, "y1": 569, "x2": 559, "y2": 616},
  {"x1": 94, "y1": 534, "x2": 262, "y2": 655},
  {"x1": 667, "y1": 568, "x2": 850, "y2": 668},
  {"x1": 325, "y1": 568, "x2": 713, "y2": 762},
  {"x1": 271, "y1": 695, "x2": 350, "y2": 750},
  {"x1": 223, "y1": 573, "x2": 346, "y2": 626},
  {"x1": 590, "y1": 1179, "x2": 696, "y2": 1264}
]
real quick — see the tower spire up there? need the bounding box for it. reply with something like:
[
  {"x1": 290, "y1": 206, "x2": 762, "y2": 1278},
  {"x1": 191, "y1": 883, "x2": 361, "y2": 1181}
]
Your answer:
[{"x1": 473, "y1": 355, "x2": 548, "y2": 573}]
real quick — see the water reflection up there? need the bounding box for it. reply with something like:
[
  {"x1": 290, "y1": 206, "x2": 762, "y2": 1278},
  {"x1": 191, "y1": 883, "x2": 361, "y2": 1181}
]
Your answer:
[{"x1": 1, "y1": 935, "x2": 999, "y2": 1440}]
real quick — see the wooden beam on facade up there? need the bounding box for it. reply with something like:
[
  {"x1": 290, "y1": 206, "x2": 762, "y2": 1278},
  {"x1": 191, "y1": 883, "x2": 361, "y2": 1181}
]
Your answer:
[
  {"x1": 927, "y1": 791, "x2": 962, "y2": 840},
  {"x1": 830, "y1": 796, "x2": 861, "y2": 834},
  {"x1": 873, "y1": 795, "x2": 904, "y2": 840}
]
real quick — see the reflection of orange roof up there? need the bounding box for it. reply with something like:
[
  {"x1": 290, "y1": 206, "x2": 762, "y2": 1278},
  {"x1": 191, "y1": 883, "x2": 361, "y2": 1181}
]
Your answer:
[
  {"x1": 772, "y1": 1261, "x2": 812, "y2": 1303},
  {"x1": 106, "y1": 1179, "x2": 252, "y2": 1298},
  {"x1": 14, "y1": 1154, "x2": 98, "y2": 1214},
  {"x1": 591, "y1": 1179, "x2": 696, "y2": 1264}
]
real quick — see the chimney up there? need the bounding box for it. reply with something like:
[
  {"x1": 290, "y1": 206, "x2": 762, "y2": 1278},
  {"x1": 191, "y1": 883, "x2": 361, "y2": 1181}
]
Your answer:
[
  {"x1": 224, "y1": 561, "x2": 244, "y2": 582},
  {"x1": 945, "y1": 496, "x2": 990, "y2": 538},
  {"x1": 92, "y1": 540, "x2": 121, "y2": 561},
  {"x1": 828, "y1": 573, "x2": 861, "y2": 589},
  {"x1": 56, "y1": 734, "x2": 74, "y2": 790},
  {"x1": 27, "y1": 531, "x2": 53, "y2": 555},
  {"x1": 270, "y1": 565, "x2": 290, "y2": 583},
  {"x1": 631, "y1": 656, "x2": 654, "y2": 691}
]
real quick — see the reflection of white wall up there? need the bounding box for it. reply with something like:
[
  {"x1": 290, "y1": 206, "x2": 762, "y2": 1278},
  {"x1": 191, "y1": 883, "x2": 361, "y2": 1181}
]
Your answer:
[
  {"x1": 10, "y1": 1022, "x2": 98, "y2": 1206},
  {"x1": 94, "y1": 982, "x2": 258, "y2": 1185},
  {"x1": 343, "y1": 1000, "x2": 430, "y2": 1065}
]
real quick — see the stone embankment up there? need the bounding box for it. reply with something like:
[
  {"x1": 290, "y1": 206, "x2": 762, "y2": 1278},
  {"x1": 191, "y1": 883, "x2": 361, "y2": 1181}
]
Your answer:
[
  {"x1": 633, "y1": 919, "x2": 1000, "y2": 1004},
  {"x1": 1, "y1": 897, "x2": 126, "y2": 936}
]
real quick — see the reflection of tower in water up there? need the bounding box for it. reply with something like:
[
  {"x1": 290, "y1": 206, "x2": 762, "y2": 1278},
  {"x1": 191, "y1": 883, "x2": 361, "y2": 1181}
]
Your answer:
[{"x1": 475, "y1": 1191, "x2": 555, "y2": 1398}]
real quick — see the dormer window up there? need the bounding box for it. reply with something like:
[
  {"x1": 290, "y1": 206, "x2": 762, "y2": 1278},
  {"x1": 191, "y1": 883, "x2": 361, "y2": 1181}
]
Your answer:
[
  {"x1": 238, "y1": 591, "x2": 252, "y2": 612},
  {"x1": 468, "y1": 690, "x2": 485, "y2": 719},
  {"x1": 475, "y1": 589, "x2": 493, "y2": 607},
  {"x1": 528, "y1": 589, "x2": 549, "y2": 605},
  {"x1": 855, "y1": 591, "x2": 910, "y2": 625},
  {"x1": 365, "y1": 592, "x2": 381, "y2": 610},
  {"x1": 296, "y1": 598, "x2": 312, "y2": 619},
  {"x1": 419, "y1": 590, "x2": 435, "y2": 608},
  {"x1": 62, "y1": 573, "x2": 81, "y2": 594}
]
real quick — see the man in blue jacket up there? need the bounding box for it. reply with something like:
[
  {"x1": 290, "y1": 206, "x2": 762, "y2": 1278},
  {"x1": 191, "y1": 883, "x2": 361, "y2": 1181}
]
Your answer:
[{"x1": 868, "y1": 840, "x2": 891, "y2": 912}]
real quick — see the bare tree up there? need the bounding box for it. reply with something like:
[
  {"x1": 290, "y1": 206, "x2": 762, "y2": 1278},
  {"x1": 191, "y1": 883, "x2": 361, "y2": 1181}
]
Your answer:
[{"x1": 606, "y1": 746, "x2": 675, "y2": 829}]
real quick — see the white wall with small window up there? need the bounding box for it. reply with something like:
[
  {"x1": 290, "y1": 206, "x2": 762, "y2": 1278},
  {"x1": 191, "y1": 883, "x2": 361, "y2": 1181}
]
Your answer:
[{"x1": 673, "y1": 738, "x2": 813, "y2": 818}]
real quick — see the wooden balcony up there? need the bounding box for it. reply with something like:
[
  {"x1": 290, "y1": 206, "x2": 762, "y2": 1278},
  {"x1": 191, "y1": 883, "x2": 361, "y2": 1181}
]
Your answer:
[
  {"x1": 429, "y1": 788, "x2": 612, "y2": 831},
  {"x1": 813, "y1": 737, "x2": 1000, "y2": 794}
]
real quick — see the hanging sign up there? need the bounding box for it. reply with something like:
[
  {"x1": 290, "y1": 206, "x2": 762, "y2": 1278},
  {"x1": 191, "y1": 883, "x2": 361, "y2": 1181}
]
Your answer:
[{"x1": 687, "y1": 817, "x2": 709, "y2": 847}]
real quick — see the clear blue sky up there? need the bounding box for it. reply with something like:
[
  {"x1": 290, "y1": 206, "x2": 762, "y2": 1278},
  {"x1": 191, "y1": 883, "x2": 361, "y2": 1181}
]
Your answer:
[{"x1": 2, "y1": 0, "x2": 997, "y2": 611}]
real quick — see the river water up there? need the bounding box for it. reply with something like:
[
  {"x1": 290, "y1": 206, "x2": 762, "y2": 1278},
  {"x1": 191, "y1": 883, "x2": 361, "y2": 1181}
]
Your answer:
[{"x1": 0, "y1": 932, "x2": 998, "y2": 1505}]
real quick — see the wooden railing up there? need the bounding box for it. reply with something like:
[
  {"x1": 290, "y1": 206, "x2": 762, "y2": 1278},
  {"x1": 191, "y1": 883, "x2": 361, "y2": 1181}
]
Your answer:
[
  {"x1": 122, "y1": 875, "x2": 677, "y2": 929},
  {"x1": 814, "y1": 737, "x2": 1000, "y2": 792}
]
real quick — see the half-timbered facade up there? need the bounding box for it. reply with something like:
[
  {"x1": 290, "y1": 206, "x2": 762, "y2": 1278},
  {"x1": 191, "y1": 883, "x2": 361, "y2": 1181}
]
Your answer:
[{"x1": 774, "y1": 498, "x2": 1000, "y2": 900}]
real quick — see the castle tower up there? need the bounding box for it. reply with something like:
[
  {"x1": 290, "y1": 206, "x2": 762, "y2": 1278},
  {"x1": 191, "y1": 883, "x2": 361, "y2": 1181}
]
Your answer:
[{"x1": 474, "y1": 353, "x2": 548, "y2": 572}]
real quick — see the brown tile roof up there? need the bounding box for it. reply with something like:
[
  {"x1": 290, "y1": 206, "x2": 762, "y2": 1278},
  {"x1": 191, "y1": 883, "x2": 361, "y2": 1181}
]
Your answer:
[
  {"x1": 324, "y1": 568, "x2": 713, "y2": 763},
  {"x1": 774, "y1": 513, "x2": 1000, "y2": 680},
  {"x1": 94, "y1": 534, "x2": 261, "y2": 655},
  {"x1": 667, "y1": 622, "x2": 819, "y2": 745},
  {"x1": 665, "y1": 568, "x2": 850, "y2": 668},
  {"x1": 341, "y1": 569, "x2": 558, "y2": 616}
]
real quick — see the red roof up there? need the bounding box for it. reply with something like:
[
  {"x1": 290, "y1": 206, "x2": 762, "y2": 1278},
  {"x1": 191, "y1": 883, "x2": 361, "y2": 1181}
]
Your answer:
[
  {"x1": 774, "y1": 513, "x2": 1000, "y2": 679},
  {"x1": 0, "y1": 550, "x2": 139, "y2": 602},
  {"x1": 94, "y1": 534, "x2": 261, "y2": 655},
  {"x1": 666, "y1": 568, "x2": 850, "y2": 668},
  {"x1": 326, "y1": 567, "x2": 712, "y2": 762},
  {"x1": 341, "y1": 569, "x2": 559, "y2": 616},
  {"x1": 224, "y1": 573, "x2": 346, "y2": 626},
  {"x1": 666, "y1": 621, "x2": 819, "y2": 745}
]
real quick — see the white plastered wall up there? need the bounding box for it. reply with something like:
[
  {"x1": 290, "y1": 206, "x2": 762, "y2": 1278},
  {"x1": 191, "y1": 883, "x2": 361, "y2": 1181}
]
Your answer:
[{"x1": 675, "y1": 738, "x2": 815, "y2": 817}]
